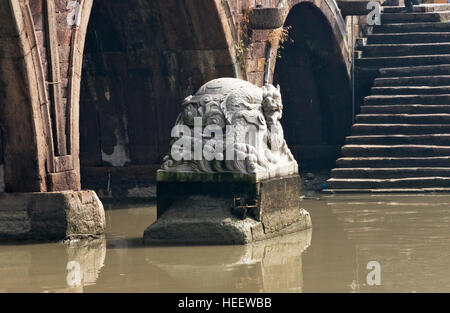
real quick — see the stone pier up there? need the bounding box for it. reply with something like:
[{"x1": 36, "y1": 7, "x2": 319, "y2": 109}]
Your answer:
[
  {"x1": 0, "y1": 0, "x2": 105, "y2": 241},
  {"x1": 144, "y1": 172, "x2": 311, "y2": 245},
  {"x1": 0, "y1": 191, "x2": 104, "y2": 242}
]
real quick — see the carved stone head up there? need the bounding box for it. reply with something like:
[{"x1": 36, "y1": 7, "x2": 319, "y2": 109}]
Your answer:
[{"x1": 262, "y1": 84, "x2": 283, "y2": 126}]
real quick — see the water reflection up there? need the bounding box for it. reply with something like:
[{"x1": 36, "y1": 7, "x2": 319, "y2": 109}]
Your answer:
[
  {"x1": 63, "y1": 239, "x2": 106, "y2": 292},
  {"x1": 90, "y1": 202, "x2": 312, "y2": 292},
  {"x1": 2, "y1": 195, "x2": 450, "y2": 292},
  {"x1": 0, "y1": 238, "x2": 105, "y2": 293},
  {"x1": 302, "y1": 194, "x2": 450, "y2": 293},
  {"x1": 137, "y1": 229, "x2": 311, "y2": 293}
]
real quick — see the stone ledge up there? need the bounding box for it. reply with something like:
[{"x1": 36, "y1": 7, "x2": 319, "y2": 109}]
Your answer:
[
  {"x1": 0, "y1": 190, "x2": 105, "y2": 242},
  {"x1": 157, "y1": 170, "x2": 257, "y2": 184},
  {"x1": 337, "y1": 0, "x2": 374, "y2": 16},
  {"x1": 143, "y1": 195, "x2": 311, "y2": 245},
  {"x1": 249, "y1": 8, "x2": 287, "y2": 30},
  {"x1": 324, "y1": 187, "x2": 450, "y2": 193}
]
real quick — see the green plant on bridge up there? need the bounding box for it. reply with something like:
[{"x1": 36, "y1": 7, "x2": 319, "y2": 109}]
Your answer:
[
  {"x1": 235, "y1": 40, "x2": 250, "y2": 71},
  {"x1": 234, "y1": 1, "x2": 253, "y2": 72},
  {"x1": 269, "y1": 26, "x2": 292, "y2": 60}
]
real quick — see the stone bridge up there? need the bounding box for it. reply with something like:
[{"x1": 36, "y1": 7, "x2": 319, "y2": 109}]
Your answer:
[{"x1": 0, "y1": 0, "x2": 356, "y2": 237}]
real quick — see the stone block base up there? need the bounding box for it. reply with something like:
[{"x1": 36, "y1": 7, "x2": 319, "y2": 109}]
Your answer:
[
  {"x1": 0, "y1": 190, "x2": 105, "y2": 242},
  {"x1": 144, "y1": 175, "x2": 312, "y2": 245}
]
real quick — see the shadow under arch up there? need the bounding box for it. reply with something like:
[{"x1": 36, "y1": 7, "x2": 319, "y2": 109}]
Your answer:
[
  {"x1": 79, "y1": 0, "x2": 237, "y2": 195},
  {"x1": 273, "y1": 2, "x2": 352, "y2": 170}
]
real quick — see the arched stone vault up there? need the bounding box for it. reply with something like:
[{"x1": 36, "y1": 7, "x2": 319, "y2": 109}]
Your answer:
[
  {"x1": 288, "y1": 0, "x2": 350, "y2": 74},
  {"x1": 79, "y1": 0, "x2": 238, "y2": 169},
  {"x1": 271, "y1": 1, "x2": 353, "y2": 169},
  {"x1": 246, "y1": 0, "x2": 351, "y2": 87},
  {"x1": 0, "y1": 1, "x2": 108, "y2": 242},
  {"x1": 0, "y1": 0, "x2": 93, "y2": 192},
  {"x1": 78, "y1": 0, "x2": 243, "y2": 197}
]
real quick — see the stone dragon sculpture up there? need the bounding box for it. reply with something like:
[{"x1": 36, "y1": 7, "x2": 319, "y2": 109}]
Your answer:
[{"x1": 161, "y1": 78, "x2": 298, "y2": 180}]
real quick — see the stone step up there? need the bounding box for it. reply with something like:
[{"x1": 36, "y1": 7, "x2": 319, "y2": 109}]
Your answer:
[
  {"x1": 361, "y1": 43, "x2": 450, "y2": 57},
  {"x1": 364, "y1": 94, "x2": 450, "y2": 105},
  {"x1": 374, "y1": 75, "x2": 450, "y2": 86},
  {"x1": 325, "y1": 194, "x2": 450, "y2": 205},
  {"x1": 371, "y1": 86, "x2": 450, "y2": 96},
  {"x1": 326, "y1": 177, "x2": 450, "y2": 189},
  {"x1": 389, "y1": 64, "x2": 450, "y2": 78},
  {"x1": 378, "y1": 64, "x2": 450, "y2": 78},
  {"x1": 342, "y1": 144, "x2": 450, "y2": 157},
  {"x1": 346, "y1": 134, "x2": 450, "y2": 145},
  {"x1": 331, "y1": 167, "x2": 450, "y2": 179},
  {"x1": 372, "y1": 22, "x2": 450, "y2": 33},
  {"x1": 324, "y1": 187, "x2": 450, "y2": 193},
  {"x1": 356, "y1": 55, "x2": 450, "y2": 68},
  {"x1": 356, "y1": 113, "x2": 450, "y2": 124},
  {"x1": 361, "y1": 104, "x2": 450, "y2": 114},
  {"x1": 336, "y1": 156, "x2": 450, "y2": 168},
  {"x1": 383, "y1": 4, "x2": 450, "y2": 13},
  {"x1": 358, "y1": 65, "x2": 450, "y2": 86},
  {"x1": 381, "y1": 12, "x2": 450, "y2": 24},
  {"x1": 332, "y1": 9, "x2": 450, "y2": 192},
  {"x1": 372, "y1": 86, "x2": 450, "y2": 95},
  {"x1": 367, "y1": 32, "x2": 450, "y2": 44},
  {"x1": 352, "y1": 123, "x2": 450, "y2": 135}
]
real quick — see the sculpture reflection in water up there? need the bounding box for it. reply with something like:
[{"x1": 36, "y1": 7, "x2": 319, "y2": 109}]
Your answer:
[
  {"x1": 141, "y1": 228, "x2": 312, "y2": 292},
  {"x1": 0, "y1": 238, "x2": 105, "y2": 293},
  {"x1": 63, "y1": 239, "x2": 106, "y2": 292}
]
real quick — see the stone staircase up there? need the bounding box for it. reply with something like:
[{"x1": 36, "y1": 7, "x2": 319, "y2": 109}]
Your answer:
[{"x1": 326, "y1": 4, "x2": 450, "y2": 192}]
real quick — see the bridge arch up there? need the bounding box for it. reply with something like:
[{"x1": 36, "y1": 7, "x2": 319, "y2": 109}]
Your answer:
[
  {"x1": 79, "y1": 0, "x2": 238, "y2": 195},
  {"x1": 0, "y1": 0, "x2": 237, "y2": 194},
  {"x1": 273, "y1": 0, "x2": 352, "y2": 169},
  {"x1": 0, "y1": 0, "x2": 352, "y2": 194},
  {"x1": 0, "y1": 0, "x2": 95, "y2": 192}
]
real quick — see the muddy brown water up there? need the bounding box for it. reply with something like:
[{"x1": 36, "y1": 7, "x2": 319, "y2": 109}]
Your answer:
[{"x1": 1, "y1": 194, "x2": 450, "y2": 293}]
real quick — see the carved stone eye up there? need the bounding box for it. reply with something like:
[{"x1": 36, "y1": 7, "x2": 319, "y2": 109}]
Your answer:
[
  {"x1": 183, "y1": 104, "x2": 198, "y2": 126},
  {"x1": 202, "y1": 95, "x2": 212, "y2": 104}
]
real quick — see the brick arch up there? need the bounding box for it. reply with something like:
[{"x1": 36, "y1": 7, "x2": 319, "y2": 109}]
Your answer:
[
  {"x1": 0, "y1": 0, "x2": 44, "y2": 192},
  {"x1": 0, "y1": 0, "x2": 94, "y2": 192},
  {"x1": 286, "y1": 0, "x2": 351, "y2": 73},
  {"x1": 273, "y1": 0, "x2": 352, "y2": 169},
  {"x1": 79, "y1": 0, "x2": 238, "y2": 196}
]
